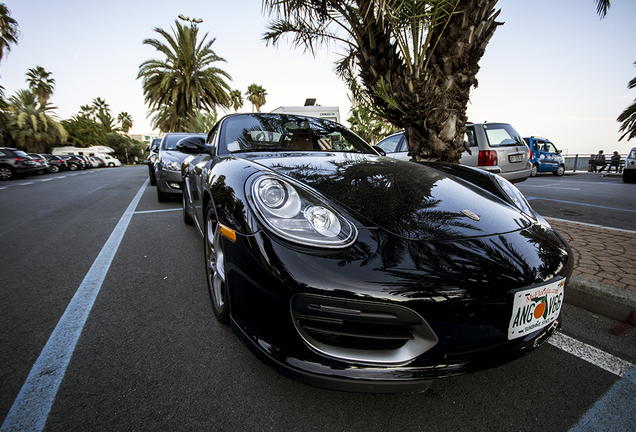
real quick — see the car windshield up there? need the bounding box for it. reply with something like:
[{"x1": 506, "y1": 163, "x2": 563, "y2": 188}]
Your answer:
[
  {"x1": 219, "y1": 114, "x2": 375, "y2": 155},
  {"x1": 483, "y1": 124, "x2": 524, "y2": 147}
]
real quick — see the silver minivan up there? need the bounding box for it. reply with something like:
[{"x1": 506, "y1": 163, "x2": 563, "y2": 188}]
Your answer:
[{"x1": 377, "y1": 122, "x2": 531, "y2": 183}]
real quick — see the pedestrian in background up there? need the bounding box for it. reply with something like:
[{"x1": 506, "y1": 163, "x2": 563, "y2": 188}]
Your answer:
[
  {"x1": 594, "y1": 150, "x2": 607, "y2": 172},
  {"x1": 609, "y1": 151, "x2": 622, "y2": 173}
]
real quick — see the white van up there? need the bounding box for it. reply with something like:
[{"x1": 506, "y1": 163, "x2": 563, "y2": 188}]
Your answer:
[
  {"x1": 270, "y1": 106, "x2": 340, "y2": 123},
  {"x1": 52, "y1": 146, "x2": 121, "y2": 167}
]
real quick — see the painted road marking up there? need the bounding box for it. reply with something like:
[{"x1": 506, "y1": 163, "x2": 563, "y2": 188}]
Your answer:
[
  {"x1": 525, "y1": 196, "x2": 636, "y2": 214},
  {"x1": 134, "y1": 208, "x2": 181, "y2": 214},
  {"x1": 549, "y1": 333, "x2": 636, "y2": 431},
  {"x1": 549, "y1": 332, "x2": 633, "y2": 377},
  {"x1": 569, "y1": 366, "x2": 636, "y2": 431},
  {"x1": 0, "y1": 178, "x2": 149, "y2": 432},
  {"x1": 545, "y1": 217, "x2": 636, "y2": 235}
]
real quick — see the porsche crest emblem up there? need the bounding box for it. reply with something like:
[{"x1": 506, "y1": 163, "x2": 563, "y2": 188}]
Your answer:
[{"x1": 461, "y1": 210, "x2": 480, "y2": 221}]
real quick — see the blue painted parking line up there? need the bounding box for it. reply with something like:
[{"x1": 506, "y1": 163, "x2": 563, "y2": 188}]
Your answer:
[
  {"x1": 525, "y1": 196, "x2": 636, "y2": 213},
  {"x1": 0, "y1": 178, "x2": 149, "y2": 432},
  {"x1": 569, "y1": 366, "x2": 636, "y2": 431}
]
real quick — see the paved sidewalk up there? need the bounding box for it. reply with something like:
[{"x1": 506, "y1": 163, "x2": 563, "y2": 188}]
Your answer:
[{"x1": 547, "y1": 218, "x2": 636, "y2": 325}]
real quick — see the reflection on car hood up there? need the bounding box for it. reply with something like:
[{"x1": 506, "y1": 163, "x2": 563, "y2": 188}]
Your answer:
[
  {"x1": 162, "y1": 150, "x2": 191, "y2": 163},
  {"x1": 244, "y1": 152, "x2": 532, "y2": 241}
]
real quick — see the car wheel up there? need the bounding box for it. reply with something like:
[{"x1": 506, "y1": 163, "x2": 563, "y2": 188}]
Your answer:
[
  {"x1": 149, "y1": 167, "x2": 157, "y2": 186},
  {"x1": 157, "y1": 187, "x2": 170, "y2": 203},
  {"x1": 49, "y1": 165, "x2": 60, "y2": 174},
  {"x1": 108, "y1": 163, "x2": 115, "y2": 167},
  {"x1": 553, "y1": 165, "x2": 565, "y2": 176},
  {"x1": 68, "y1": 163, "x2": 79, "y2": 171},
  {"x1": 182, "y1": 190, "x2": 194, "y2": 225},
  {"x1": 204, "y1": 203, "x2": 229, "y2": 324},
  {"x1": 530, "y1": 164, "x2": 538, "y2": 177},
  {"x1": 0, "y1": 165, "x2": 16, "y2": 180},
  {"x1": 624, "y1": 173, "x2": 636, "y2": 184}
]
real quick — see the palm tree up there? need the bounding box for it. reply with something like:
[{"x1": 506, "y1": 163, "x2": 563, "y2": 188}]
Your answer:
[
  {"x1": 184, "y1": 110, "x2": 217, "y2": 132},
  {"x1": 229, "y1": 89, "x2": 244, "y2": 113},
  {"x1": 0, "y1": 3, "x2": 19, "y2": 65},
  {"x1": 263, "y1": 0, "x2": 614, "y2": 163},
  {"x1": 617, "y1": 62, "x2": 636, "y2": 141},
  {"x1": 5, "y1": 89, "x2": 67, "y2": 152},
  {"x1": 61, "y1": 115, "x2": 105, "y2": 147},
  {"x1": 117, "y1": 112, "x2": 133, "y2": 134},
  {"x1": 91, "y1": 97, "x2": 110, "y2": 117},
  {"x1": 26, "y1": 66, "x2": 55, "y2": 105},
  {"x1": 245, "y1": 84, "x2": 267, "y2": 112},
  {"x1": 347, "y1": 103, "x2": 398, "y2": 145},
  {"x1": 138, "y1": 19, "x2": 232, "y2": 132}
]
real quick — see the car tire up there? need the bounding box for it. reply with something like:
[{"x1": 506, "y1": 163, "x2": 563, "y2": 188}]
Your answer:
[
  {"x1": 624, "y1": 173, "x2": 636, "y2": 184},
  {"x1": 530, "y1": 164, "x2": 538, "y2": 177},
  {"x1": 68, "y1": 162, "x2": 79, "y2": 171},
  {"x1": 149, "y1": 167, "x2": 157, "y2": 186},
  {"x1": 204, "y1": 203, "x2": 229, "y2": 324},
  {"x1": 48, "y1": 165, "x2": 60, "y2": 174},
  {"x1": 157, "y1": 187, "x2": 170, "y2": 203},
  {"x1": 553, "y1": 165, "x2": 565, "y2": 176},
  {"x1": 0, "y1": 165, "x2": 16, "y2": 180},
  {"x1": 182, "y1": 191, "x2": 194, "y2": 225},
  {"x1": 108, "y1": 163, "x2": 115, "y2": 167}
]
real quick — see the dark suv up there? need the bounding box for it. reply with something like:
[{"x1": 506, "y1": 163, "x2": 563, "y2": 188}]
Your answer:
[{"x1": 0, "y1": 147, "x2": 40, "y2": 180}]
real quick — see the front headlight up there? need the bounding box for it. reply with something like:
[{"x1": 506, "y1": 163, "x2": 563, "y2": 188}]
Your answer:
[
  {"x1": 491, "y1": 174, "x2": 536, "y2": 220},
  {"x1": 163, "y1": 160, "x2": 181, "y2": 171},
  {"x1": 248, "y1": 174, "x2": 357, "y2": 248}
]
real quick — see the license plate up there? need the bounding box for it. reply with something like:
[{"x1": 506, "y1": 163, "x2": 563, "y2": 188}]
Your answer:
[
  {"x1": 509, "y1": 154, "x2": 524, "y2": 163},
  {"x1": 508, "y1": 278, "x2": 565, "y2": 340}
]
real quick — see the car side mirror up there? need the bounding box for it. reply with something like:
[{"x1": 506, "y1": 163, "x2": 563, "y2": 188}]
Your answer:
[
  {"x1": 176, "y1": 136, "x2": 209, "y2": 154},
  {"x1": 373, "y1": 146, "x2": 387, "y2": 156}
]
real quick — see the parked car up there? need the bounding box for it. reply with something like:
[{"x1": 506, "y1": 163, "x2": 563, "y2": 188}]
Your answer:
[
  {"x1": 377, "y1": 122, "x2": 532, "y2": 183},
  {"x1": 27, "y1": 153, "x2": 51, "y2": 174},
  {"x1": 58, "y1": 155, "x2": 84, "y2": 171},
  {"x1": 179, "y1": 113, "x2": 572, "y2": 393},
  {"x1": 146, "y1": 138, "x2": 162, "y2": 185},
  {"x1": 0, "y1": 148, "x2": 40, "y2": 180},
  {"x1": 154, "y1": 132, "x2": 207, "y2": 202},
  {"x1": 43, "y1": 154, "x2": 67, "y2": 173},
  {"x1": 623, "y1": 147, "x2": 636, "y2": 183},
  {"x1": 523, "y1": 137, "x2": 565, "y2": 177}
]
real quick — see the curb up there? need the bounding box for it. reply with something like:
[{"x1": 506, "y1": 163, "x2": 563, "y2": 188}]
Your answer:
[{"x1": 565, "y1": 275, "x2": 636, "y2": 325}]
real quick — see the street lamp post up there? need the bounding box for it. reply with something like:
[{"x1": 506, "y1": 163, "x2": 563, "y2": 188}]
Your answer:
[{"x1": 178, "y1": 14, "x2": 203, "y2": 111}]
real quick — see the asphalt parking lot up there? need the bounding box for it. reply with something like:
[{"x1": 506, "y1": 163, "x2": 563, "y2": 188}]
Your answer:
[{"x1": 0, "y1": 166, "x2": 634, "y2": 431}]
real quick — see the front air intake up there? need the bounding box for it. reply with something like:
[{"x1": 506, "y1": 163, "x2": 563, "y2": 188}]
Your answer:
[{"x1": 291, "y1": 294, "x2": 438, "y2": 365}]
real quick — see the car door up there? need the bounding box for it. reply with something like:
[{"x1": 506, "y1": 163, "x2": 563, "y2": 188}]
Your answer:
[{"x1": 376, "y1": 133, "x2": 409, "y2": 160}]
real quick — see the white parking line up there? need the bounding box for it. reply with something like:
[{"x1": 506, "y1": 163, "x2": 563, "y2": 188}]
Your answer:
[
  {"x1": 0, "y1": 178, "x2": 149, "y2": 432},
  {"x1": 134, "y1": 208, "x2": 181, "y2": 214},
  {"x1": 549, "y1": 332, "x2": 633, "y2": 377}
]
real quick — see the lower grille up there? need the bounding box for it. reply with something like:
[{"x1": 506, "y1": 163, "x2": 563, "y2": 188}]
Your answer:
[{"x1": 291, "y1": 294, "x2": 438, "y2": 365}]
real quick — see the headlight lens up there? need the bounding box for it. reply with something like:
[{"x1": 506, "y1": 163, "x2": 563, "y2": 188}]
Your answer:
[
  {"x1": 491, "y1": 174, "x2": 535, "y2": 219},
  {"x1": 249, "y1": 175, "x2": 357, "y2": 247},
  {"x1": 163, "y1": 160, "x2": 181, "y2": 171}
]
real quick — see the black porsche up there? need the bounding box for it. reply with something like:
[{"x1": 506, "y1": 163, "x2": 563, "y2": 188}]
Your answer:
[{"x1": 179, "y1": 113, "x2": 572, "y2": 393}]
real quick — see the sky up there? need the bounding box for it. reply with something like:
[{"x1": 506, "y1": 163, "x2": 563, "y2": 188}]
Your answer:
[{"x1": 2, "y1": 0, "x2": 636, "y2": 156}]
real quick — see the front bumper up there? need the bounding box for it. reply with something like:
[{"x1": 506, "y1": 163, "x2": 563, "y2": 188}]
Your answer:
[
  {"x1": 222, "y1": 221, "x2": 573, "y2": 392},
  {"x1": 156, "y1": 168, "x2": 183, "y2": 194}
]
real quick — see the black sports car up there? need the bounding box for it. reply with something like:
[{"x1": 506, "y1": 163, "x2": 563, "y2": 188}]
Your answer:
[{"x1": 179, "y1": 113, "x2": 572, "y2": 393}]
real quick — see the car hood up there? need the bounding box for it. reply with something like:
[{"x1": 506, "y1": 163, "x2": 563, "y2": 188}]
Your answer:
[
  {"x1": 244, "y1": 152, "x2": 532, "y2": 241},
  {"x1": 161, "y1": 150, "x2": 191, "y2": 163}
]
